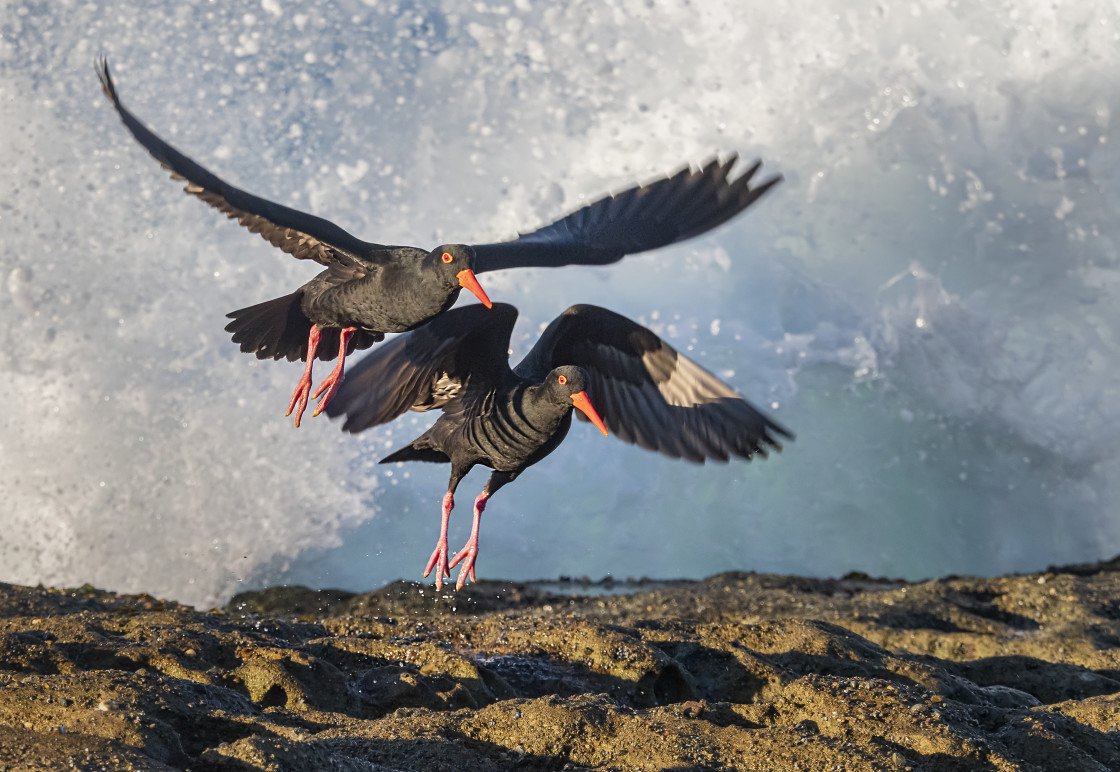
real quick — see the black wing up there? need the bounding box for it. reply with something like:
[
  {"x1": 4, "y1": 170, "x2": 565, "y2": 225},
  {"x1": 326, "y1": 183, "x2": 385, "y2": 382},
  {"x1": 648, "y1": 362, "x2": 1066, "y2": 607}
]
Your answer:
[
  {"x1": 97, "y1": 58, "x2": 380, "y2": 270},
  {"x1": 470, "y1": 155, "x2": 781, "y2": 274},
  {"x1": 325, "y1": 303, "x2": 519, "y2": 433},
  {"x1": 515, "y1": 304, "x2": 793, "y2": 463}
]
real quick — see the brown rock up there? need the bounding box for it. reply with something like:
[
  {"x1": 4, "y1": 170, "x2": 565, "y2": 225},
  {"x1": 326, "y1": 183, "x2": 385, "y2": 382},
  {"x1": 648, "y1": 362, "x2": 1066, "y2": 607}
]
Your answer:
[{"x1": 1, "y1": 558, "x2": 1120, "y2": 769}]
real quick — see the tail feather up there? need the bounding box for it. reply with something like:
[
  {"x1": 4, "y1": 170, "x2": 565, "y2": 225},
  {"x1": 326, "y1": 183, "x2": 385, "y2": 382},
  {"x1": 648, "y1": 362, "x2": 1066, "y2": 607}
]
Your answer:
[
  {"x1": 225, "y1": 293, "x2": 313, "y2": 362},
  {"x1": 224, "y1": 292, "x2": 381, "y2": 361},
  {"x1": 380, "y1": 443, "x2": 448, "y2": 464}
]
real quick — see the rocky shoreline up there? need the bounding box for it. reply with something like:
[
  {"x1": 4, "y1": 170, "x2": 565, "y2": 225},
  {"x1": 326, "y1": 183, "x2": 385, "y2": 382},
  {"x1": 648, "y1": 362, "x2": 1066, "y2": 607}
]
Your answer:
[{"x1": 2, "y1": 558, "x2": 1120, "y2": 770}]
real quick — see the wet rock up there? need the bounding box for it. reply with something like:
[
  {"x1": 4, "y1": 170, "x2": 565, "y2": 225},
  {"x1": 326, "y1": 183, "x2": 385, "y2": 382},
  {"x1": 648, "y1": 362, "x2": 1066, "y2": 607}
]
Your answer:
[{"x1": 2, "y1": 558, "x2": 1120, "y2": 769}]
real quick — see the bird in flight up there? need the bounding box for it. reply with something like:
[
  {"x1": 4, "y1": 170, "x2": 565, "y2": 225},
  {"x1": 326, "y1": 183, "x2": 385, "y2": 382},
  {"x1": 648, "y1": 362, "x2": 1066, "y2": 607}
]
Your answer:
[
  {"x1": 97, "y1": 59, "x2": 781, "y2": 426},
  {"x1": 326, "y1": 303, "x2": 793, "y2": 590}
]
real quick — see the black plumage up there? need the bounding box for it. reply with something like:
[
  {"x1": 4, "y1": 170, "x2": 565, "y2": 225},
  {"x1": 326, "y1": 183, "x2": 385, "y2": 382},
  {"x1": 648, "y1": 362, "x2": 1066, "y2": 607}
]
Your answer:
[
  {"x1": 97, "y1": 59, "x2": 781, "y2": 425},
  {"x1": 469, "y1": 155, "x2": 781, "y2": 273},
  {"x1": 326, "y1": 303, "x2": 792, "y2": 590}
]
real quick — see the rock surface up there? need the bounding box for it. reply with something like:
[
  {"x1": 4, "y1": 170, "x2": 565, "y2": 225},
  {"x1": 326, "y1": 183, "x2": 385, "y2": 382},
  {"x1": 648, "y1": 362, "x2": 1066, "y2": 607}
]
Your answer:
[{"x1": 2, "y1": 559, "x2": 1120, "y2": 770}]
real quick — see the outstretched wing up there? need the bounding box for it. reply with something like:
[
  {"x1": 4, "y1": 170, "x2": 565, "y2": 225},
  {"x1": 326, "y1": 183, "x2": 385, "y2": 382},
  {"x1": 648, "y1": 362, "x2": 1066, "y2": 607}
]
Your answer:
[
  {"x1": 515, "y1": 304, "x2": 793, "y2": 463},
  {"x1": 97, "y1": 58, "x2": 380, "y2": 271},
  {"x1": 470, "y1": 155, "x2": 781, "y2": 274},
  {"x1": 325, "y1": 303, "x2": 519, "y2": 433}
]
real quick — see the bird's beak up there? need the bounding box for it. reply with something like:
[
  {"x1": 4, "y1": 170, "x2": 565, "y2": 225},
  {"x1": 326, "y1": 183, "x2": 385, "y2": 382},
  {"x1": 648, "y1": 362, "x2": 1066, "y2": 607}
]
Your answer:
[
  {"x1": 571, "y1": 391, "x2": 609, "y2": 436},
  {"x1": 457, "y1": 269, "x2": 492, "y2": 308}
]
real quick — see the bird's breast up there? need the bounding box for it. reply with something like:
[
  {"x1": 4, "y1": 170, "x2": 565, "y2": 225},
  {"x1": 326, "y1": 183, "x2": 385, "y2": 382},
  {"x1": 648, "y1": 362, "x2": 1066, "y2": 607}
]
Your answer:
[{"x1": 462, "y1": 388, "x2": 570, "y2": 472}]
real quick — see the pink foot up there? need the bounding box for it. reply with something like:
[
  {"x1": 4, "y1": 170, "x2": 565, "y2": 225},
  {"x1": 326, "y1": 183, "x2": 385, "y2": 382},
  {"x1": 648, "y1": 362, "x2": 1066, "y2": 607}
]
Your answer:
[
  {"x1": 312, "y1": 327, "x2": 357, "y2": 418},
  {"x1": 423, "y1": 540, "x2": 451, "y2": 591},
  {"x1": 287, "y1": 377, "x2": 313, "y2": 428},
  {"x1": 449, "y1": 491, "x2": 489, "y2": 590},
  {"x1": 422, "y1": 491, "x2": 455, "y2": 591},
  {"x1": 449, "y1": 541, "x2": 478, "y2": 591},
  {"x1": 286, "y1": 326, "x2": 321, "y2": 428}
]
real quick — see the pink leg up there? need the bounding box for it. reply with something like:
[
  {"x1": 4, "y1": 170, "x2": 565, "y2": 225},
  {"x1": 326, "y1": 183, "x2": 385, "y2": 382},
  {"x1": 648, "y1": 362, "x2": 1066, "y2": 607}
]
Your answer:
[
  {"x1": 312, "y1": 326, "x2": 358, "y2": 417},
  {"x1": 286, "y1": 325, "x2": 322, "y2": 428},
  {"x1": 449, "y1": 491, "x2": 489, "y2": 590},
  {"x1": 423, "y1": 491, "x2": 455, "y2": 591}
]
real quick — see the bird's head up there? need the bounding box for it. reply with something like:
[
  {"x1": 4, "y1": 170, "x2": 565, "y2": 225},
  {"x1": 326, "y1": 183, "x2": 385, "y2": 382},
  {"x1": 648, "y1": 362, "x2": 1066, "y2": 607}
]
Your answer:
[
  {"x1": 428, "y1": 244, "x2": 491, "y2": 308},
  {"x1": 546, "y1": 366, "x2": 609, "y2": 436}
]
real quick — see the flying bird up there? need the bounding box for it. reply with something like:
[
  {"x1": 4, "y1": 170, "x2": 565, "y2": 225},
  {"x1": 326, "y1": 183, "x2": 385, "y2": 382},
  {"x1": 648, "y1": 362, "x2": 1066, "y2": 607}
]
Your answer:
[
  {"x1": 326, "y1": 303, "x2": 793, "y2": 591},
  {"x1": 97, "y1": 59, "x2": 782, "y2": 425}
]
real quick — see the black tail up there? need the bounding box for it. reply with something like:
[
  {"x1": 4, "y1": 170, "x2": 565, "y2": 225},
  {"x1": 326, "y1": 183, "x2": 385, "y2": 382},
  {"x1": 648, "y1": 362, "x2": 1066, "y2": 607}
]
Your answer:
[
  {"x1": 380, "y1": 443, "x2": 449, "y2": 464},
  {"x1": 225, "y1": 292, "x2": 315, "y2": 361},
  {"x1": 224, "y1": 293, "x2": 382, "y2": 362}
]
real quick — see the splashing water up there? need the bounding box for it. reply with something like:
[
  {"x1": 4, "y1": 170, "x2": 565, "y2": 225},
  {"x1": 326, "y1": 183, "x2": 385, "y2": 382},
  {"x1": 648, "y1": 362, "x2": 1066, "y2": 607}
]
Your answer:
[{"x1": 2, "y1": 0, "x2": 1119, "y2": 607}]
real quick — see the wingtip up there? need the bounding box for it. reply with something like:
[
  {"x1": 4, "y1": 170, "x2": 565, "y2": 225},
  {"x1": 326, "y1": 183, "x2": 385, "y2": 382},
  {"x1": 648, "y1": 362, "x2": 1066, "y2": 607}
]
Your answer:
[
  {"x1": 95, "y1": 56, "x2": 113, "y2": 95},
  {"x1": 763, "y1": 171, "x2": 785, "y2": 188},
  {"x1": 768, "y1": 419, "x2": 795, "y2": 443},
  {"x1": 736, "y1": 157, "x2": 763, "y2": 183},
  {"x1": 732, "y1": 164, "x2": 783, "y2": 204}
]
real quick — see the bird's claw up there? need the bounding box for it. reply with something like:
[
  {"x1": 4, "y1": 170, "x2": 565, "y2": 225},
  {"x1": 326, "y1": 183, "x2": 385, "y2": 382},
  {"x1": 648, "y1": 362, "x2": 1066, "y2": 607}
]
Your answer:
[
  {"x1": 286, "y1": 379, "x2": 313, "y2": 428},
  {"x1": 449, "y1": 544, "x2": 478, "y2": 590},
  {"x1": 423, "y1": 541, "x2": 452, "y2": 591},
  {"x1": 311, "y1": 371, "x2": 345, "y2": 417},
  {"x1": 311, "y1": 326, "x2": 355, "y2": 418},
  {"x1": 287, "y1": 326, "x2": 322, "y2": 428}
]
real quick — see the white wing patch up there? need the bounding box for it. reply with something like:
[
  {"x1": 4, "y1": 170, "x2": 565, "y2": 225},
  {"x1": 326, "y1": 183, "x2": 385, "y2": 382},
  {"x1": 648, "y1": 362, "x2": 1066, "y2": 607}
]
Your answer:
[{"x1": 642, "y1": 346, "x2": 743, "y2": 408}]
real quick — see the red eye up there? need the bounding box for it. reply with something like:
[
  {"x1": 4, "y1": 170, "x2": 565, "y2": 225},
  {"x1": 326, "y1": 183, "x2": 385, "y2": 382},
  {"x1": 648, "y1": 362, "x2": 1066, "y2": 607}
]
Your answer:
[
  {"x1": 441, "y1": 252, "x2": 453, "y2": 263},
  {"x1": 557, "y1": 374, "x2": 567, "y2": 385}
]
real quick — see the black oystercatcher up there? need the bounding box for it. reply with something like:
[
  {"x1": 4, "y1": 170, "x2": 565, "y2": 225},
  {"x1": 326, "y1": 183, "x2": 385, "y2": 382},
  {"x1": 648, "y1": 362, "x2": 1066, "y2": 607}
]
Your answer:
[
  {"x1": 326, "y1": 303, "x2": 793, "y2": 590},
  {"x1": 97, "y1": 59, "x2": 782, "y2": 425}
]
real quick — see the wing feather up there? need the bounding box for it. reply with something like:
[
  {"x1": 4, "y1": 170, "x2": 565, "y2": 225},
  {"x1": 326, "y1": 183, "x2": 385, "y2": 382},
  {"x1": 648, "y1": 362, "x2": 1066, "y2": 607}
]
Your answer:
[
  {"x1": 471, "y1": 155, "x2": 781, "y2": 274},
  {"x1": 325, "y1": 304, "x2": 519, "y2": 433},
  {"x1": 518, "y1": 304, "x2": 792, "y2": 463},
  {"x1": 97, "y1": 58, "x2": 379, "y2": 271}
]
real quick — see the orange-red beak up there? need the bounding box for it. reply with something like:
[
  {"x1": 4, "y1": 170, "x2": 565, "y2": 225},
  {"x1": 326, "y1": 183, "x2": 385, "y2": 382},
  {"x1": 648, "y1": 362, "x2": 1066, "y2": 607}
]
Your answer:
[
  {"x1": 457, "y1": 269, "x2": 492, "y2": 308},
  {"x1": 571, "y1": 391, "x2": 609, "y2": 436}
]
